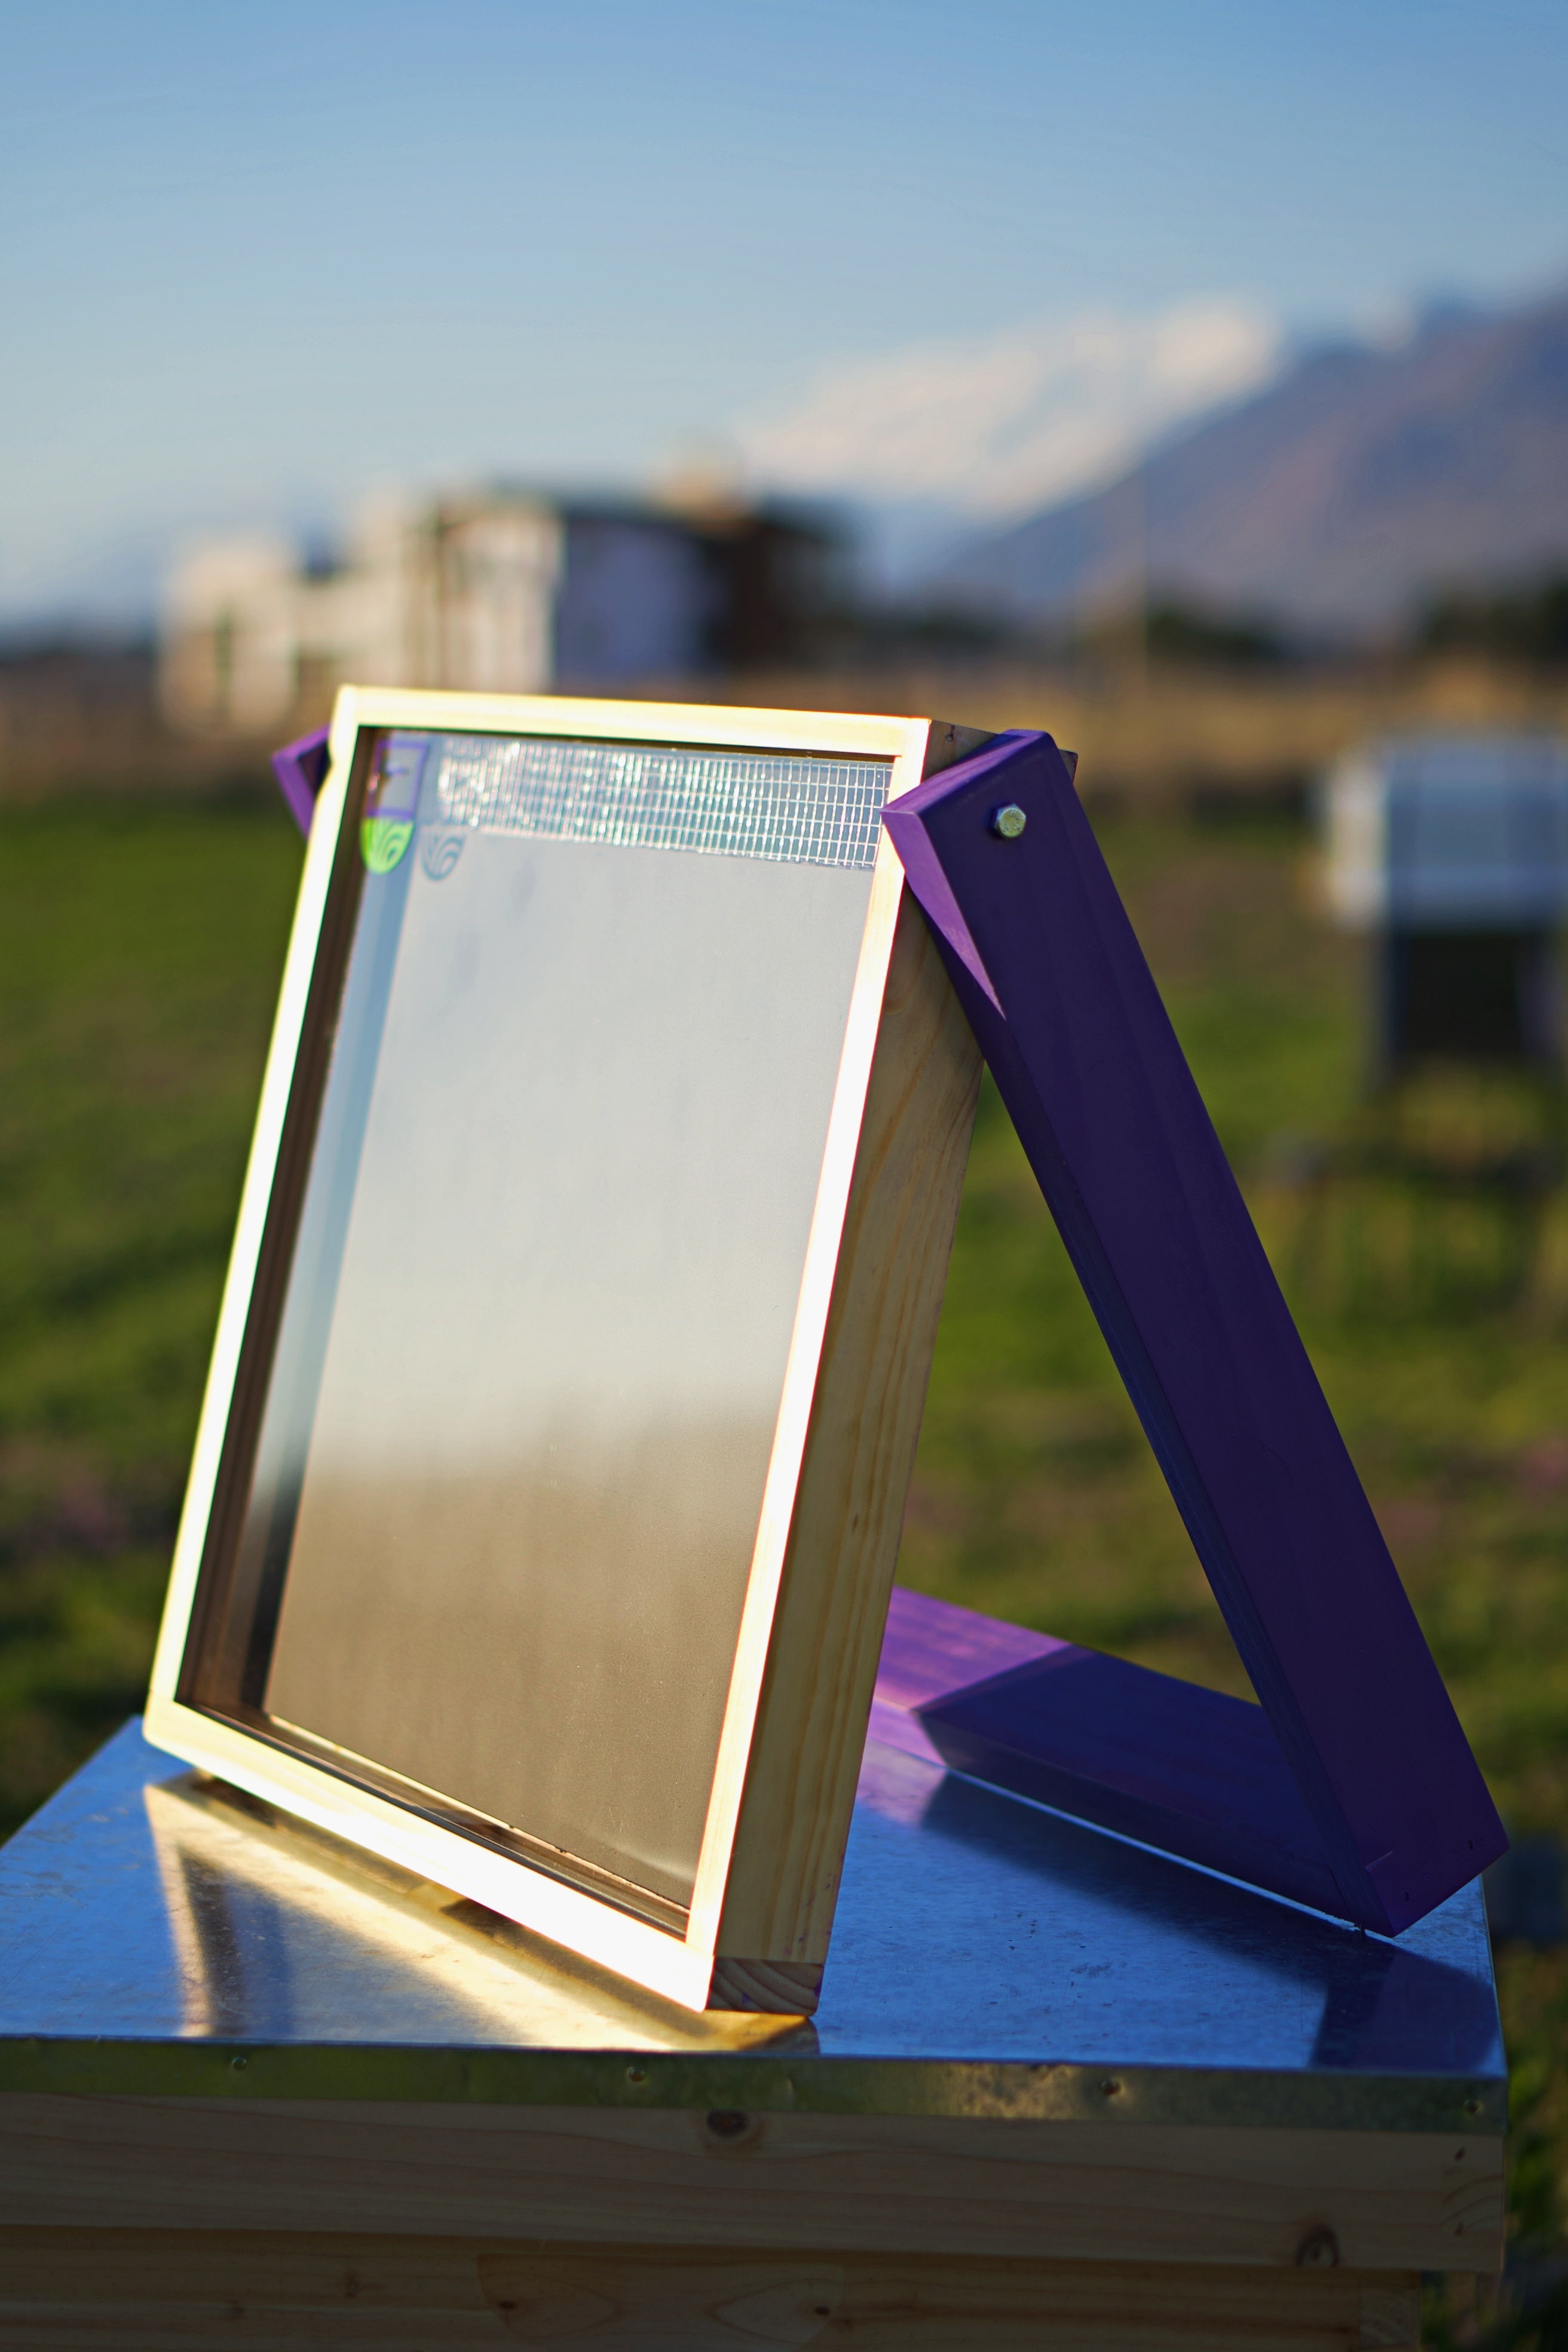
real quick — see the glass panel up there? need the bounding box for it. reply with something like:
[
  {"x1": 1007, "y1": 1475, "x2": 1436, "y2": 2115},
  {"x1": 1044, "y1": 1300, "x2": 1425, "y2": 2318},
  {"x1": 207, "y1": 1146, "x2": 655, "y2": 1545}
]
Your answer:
[{"x1": 193, "y1": 731, "x2": 890, "y2": 1914}]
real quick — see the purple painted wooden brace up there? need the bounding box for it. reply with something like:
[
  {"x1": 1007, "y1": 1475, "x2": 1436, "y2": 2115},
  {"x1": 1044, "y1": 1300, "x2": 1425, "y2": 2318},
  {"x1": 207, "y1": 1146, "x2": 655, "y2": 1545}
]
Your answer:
[
  {"x1": 872, "y1": 1587, "x2": 1345, "y2": 1917},
  {"x1": 271, "y1": 726, "x2": 332, "y2": 837},
  {"x1": 883, "y1": 732, "x2": 1507, "y2": 1935}
]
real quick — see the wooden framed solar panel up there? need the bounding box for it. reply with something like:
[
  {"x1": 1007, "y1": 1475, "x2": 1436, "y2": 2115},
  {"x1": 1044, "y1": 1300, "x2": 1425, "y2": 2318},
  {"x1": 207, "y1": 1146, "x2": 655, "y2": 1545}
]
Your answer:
[{"x1": 146, "y1": 688, "x2": 987, "y2": 2013}]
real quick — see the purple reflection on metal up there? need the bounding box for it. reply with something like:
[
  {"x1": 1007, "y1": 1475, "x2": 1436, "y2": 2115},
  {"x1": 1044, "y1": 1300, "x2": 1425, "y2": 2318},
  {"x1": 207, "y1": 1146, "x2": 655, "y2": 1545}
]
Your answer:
[
  {"x1": 882, "y1": 734, "x2": 1507, "y2": 1936},
  {"x1": 874, "y1": 1587, "x2": 1343, "y2": 1919},
  {"x1": 869, "y1": 1586, "x2": 1065, "y2": 1767},
  {"x1": 271, "y1": 727, "x2": 332, "y2": 837}
]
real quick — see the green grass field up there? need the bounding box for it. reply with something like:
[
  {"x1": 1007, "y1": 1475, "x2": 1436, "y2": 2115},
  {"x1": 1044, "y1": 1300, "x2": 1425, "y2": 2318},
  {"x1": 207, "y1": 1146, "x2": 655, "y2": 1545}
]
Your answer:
[{"x1": 2, "y1": 788, "x2": 1566, "y2": 2330}]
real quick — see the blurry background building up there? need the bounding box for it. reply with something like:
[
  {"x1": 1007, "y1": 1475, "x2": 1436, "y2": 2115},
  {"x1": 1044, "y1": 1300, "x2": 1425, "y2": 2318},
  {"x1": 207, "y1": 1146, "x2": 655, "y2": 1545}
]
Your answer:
[
  {"x1": 158, "y1": 489, "x2": 843, "y2": 735},
  {"x1": 1322, "y1": 734, "x2": 1568, "y2": 1076}
]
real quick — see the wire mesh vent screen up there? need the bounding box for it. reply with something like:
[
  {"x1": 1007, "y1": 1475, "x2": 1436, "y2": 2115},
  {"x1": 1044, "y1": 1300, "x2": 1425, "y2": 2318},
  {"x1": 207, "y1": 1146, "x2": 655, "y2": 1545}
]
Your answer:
[{"x1": 424, "y1": 734, "x2": 892, "y2": 869}]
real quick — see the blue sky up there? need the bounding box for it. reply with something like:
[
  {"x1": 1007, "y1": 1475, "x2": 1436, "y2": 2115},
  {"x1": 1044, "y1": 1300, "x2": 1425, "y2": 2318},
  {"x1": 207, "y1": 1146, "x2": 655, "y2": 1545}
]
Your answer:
[{"x1": 4, "y1": 0, "x2": 1567, "y2": 621}]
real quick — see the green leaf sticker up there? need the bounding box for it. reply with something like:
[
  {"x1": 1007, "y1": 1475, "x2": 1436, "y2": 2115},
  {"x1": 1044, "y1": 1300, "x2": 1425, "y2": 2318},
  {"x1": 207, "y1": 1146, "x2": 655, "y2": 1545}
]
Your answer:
[{"x1": 361, "y1": 817, "x2": 414, "y2": 874}]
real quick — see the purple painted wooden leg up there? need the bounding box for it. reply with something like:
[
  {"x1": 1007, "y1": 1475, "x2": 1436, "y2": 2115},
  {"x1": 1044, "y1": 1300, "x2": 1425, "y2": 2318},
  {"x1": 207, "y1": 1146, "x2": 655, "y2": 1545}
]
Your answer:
[
  {"x1": 271, "y1": 725, "x2": 332, "y2": 837},
  {"x1": 872, "y1": 1587, "x2": 1345, "y2": 1918},
  {"x1": 883, "y1": 734, "x2": 1506, "y2": 1936}
]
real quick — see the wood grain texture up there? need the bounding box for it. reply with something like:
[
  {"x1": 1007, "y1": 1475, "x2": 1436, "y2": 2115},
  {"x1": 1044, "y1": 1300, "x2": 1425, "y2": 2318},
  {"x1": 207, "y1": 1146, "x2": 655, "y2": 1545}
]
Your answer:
[
  {"x1": 706, "y1": 1957, "x2": 824, "y2": 2012},
  {"x1": 918, "y1": 719, "x2": 997, "y2": 780},
  {"x1": 712, "y1": 887, "x2": 983, "y2": 1965},
  {"x1": 0, "y1": 2231, "x2": 1420, "y2": 2350},
  {"x1": 0, "y1": 2099, "x2": 1503, "y2": 2276}
]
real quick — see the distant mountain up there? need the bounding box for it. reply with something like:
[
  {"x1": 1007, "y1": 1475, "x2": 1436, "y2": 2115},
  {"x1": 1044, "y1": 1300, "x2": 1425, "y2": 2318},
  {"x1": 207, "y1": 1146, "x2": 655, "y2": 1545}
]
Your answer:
[{"x1": 927, "y1": 292, "x2": 1568, "y2": 633}]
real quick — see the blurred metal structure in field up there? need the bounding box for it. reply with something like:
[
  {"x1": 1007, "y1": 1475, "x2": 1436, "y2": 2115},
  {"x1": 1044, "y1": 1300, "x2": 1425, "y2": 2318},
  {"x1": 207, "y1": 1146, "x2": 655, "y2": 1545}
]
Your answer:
[
  {"x1": 1322, "y1": 733, "x2": 1568, "y2": 1077},
  {"x1": 159, "y1": 488, "x2": 841, "y2": 735},
  {"x1": 1279, "y1": 734, "x2": 1568, "y2": 1319}
]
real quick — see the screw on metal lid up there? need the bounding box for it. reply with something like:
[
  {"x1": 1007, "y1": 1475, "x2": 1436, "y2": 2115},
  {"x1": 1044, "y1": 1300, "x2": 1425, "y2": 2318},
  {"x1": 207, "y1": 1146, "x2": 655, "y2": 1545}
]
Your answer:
[{"x1": 991, "y1": 804, "x2": 1027, "y2": 839}]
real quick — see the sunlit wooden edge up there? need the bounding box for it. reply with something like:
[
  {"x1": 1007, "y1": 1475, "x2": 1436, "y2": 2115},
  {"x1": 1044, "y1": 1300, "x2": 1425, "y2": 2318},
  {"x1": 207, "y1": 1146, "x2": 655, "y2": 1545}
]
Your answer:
[
  {"x1": 335, "y1": 685, "x2": 932, "y2": 764},
  {"x1": 146, "y1": 687, "x2": 935, "y2": 2011},
  {"x1": 686, "y1": 734, "x2": 933, "y2": 1952},
  {"x1": 141, "y1": 1698, "x2": 713, "y2": 2009},
  {"x1": 145, "y1": 695, "x2": 357, "y2": 1720}
]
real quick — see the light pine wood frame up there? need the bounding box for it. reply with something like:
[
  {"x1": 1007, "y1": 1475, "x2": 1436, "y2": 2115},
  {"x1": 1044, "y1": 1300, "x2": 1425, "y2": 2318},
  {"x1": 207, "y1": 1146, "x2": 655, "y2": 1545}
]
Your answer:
[
  {"x1": 145, "y1": 689, "x2": 986, "y2": 2016},
  {"x1": 0, "y1": 2229, "x2": 1428, "y2": 2348},
  {"x1": 0, "y1": 2096, "x2": 1495, "y2": 2278}
]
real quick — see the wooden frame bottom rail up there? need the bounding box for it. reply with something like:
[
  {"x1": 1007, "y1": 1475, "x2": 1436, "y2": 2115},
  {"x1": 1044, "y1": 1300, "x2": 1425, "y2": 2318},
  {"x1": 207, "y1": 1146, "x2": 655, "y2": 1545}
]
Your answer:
[{"x1": 0, "y1": 2231, "x2": 1423, "y2": 2350}]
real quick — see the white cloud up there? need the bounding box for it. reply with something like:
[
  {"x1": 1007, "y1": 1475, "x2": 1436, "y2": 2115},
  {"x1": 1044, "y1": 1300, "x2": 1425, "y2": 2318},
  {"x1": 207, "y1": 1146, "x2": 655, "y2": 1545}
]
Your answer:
[{"x1": 737, "y1": 301, "x2": 1281, "y2": 521}]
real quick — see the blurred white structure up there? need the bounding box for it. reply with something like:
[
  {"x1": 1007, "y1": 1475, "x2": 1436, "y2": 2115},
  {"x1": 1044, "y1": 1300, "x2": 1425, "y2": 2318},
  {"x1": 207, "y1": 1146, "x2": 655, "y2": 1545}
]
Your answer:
[
  {"x1": 1321, "y1": 734, "x2": 1568, "y2": 1071},
  {"x1": 161, "y1": 490, "x2": 834, "y2": 733},
  {"x1": 161, "y1": 534, "x2": 309, "y2": 734},
  {"x1": 1323, "y1": 735, "x2": 1568, "y2": 932}
]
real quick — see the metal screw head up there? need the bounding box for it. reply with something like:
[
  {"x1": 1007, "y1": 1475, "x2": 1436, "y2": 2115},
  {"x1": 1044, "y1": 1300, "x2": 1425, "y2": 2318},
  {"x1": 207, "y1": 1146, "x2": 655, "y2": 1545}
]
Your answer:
[
  {"x1": 706, "y1": 2109, "x2": 750, "y2": 2140},
  {"x1": 992, "y1": 803, "x2": 1028, "y2": 840},
  {"x1": 1295, "y1": 2227, "x2": 1339, "y2": 2269}
]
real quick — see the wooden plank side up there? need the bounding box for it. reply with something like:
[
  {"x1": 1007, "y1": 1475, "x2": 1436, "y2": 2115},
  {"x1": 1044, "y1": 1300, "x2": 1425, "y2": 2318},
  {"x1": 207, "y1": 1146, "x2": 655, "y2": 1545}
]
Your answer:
[
  {"x1": 712, "y1": 890, "x2": 983, "y2": 1967},
  {"x1": 0, "y1": 2231, "x2": 1420, "y2": 2351},
  {"x1": 0, "y1": 2099, "x2": 1504, "y2": 2276}
]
